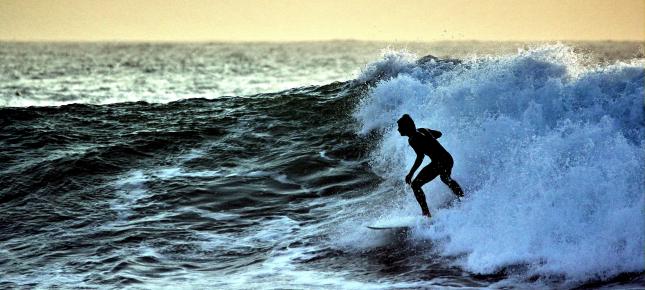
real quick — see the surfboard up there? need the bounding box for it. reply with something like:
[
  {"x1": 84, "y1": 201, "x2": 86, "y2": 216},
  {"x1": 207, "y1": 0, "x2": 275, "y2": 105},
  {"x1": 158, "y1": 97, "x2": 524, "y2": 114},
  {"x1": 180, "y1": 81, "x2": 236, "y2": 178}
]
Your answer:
[
  {"x1": 367, "y1": 215, "x2": 429, "y2": 230},
  {"x1": 366, "y1": 225, "x2": 411, "y2": 230}
]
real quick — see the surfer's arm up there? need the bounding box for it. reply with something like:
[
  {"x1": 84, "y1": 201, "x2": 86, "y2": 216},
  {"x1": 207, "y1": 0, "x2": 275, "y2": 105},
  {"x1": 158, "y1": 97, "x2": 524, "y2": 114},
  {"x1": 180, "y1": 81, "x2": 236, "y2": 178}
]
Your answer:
[
  {"x1": 405, "y1": 146, "x2": 424, "y2": 184},
  {"x1": 419, "y1": 128, "x2": 442, "y2": 139},
  {"x1": 429, "y1": 129, "x2": 442, "y2": 139},
  {"x1": 409, "y1": 154, "x2": 423, "y2": 175}
]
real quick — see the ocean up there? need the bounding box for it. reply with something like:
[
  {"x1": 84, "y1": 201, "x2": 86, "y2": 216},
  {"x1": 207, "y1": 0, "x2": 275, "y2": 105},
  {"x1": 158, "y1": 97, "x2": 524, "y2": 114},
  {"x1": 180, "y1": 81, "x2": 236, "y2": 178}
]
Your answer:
[{"x1": 1, "y1": 41, "x2": 643, "y2": 289}]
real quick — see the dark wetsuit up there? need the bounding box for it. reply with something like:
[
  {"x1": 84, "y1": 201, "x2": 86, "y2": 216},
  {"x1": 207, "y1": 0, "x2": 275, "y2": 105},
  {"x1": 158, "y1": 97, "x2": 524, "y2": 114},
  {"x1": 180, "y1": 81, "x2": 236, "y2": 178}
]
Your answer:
[{"x1": 409, "y1": 128, "x2": 464, "y2": 215}]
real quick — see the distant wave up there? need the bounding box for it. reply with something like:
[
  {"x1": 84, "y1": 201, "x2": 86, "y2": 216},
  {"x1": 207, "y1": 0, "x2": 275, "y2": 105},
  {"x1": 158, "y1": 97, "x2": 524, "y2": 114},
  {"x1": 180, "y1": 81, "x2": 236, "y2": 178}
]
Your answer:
[{"x1": 0, "y1": 42, "x2": 367, "y2": 107}]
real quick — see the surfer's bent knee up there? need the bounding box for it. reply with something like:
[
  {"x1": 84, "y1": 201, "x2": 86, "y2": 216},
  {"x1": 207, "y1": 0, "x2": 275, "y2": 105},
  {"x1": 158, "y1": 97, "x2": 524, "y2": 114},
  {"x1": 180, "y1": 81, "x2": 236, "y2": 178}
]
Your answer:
[{"x1": 411, "y1": 178, "x2": 424, "y2": 191}]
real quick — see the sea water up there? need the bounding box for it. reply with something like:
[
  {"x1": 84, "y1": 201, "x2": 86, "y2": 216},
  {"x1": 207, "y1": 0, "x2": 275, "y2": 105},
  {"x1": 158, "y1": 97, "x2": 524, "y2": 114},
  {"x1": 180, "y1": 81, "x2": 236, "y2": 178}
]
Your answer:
[{"x1": 0, "y1": 41, "x2": 643, "y2": 289}]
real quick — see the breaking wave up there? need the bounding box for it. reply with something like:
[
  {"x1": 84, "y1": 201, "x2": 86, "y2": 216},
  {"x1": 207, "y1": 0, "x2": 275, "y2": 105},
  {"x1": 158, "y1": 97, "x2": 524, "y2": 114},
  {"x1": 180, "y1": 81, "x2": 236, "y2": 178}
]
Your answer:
[{"x1": 353, "y1": 44, "x2": 644, "y2": 285}]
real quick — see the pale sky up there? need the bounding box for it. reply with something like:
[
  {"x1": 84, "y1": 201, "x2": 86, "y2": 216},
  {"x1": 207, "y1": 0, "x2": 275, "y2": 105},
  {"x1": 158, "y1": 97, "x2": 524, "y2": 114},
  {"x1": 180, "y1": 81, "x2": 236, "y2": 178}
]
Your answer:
[{"x1": 0, "y1": 0, "x2": 643, "y2": 42}]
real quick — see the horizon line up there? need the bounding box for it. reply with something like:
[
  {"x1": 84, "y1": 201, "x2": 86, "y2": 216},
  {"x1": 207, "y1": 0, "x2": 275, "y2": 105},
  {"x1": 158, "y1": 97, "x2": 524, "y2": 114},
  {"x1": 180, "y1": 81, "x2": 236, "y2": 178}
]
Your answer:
[{"x1": 1, "y1": 38, "x2": 644, "y2": 44}]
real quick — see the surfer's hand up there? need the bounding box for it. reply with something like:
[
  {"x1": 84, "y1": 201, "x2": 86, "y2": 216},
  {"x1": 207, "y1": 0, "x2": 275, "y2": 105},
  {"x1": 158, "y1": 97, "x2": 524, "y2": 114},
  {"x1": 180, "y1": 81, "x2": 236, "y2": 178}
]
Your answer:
[{"x1": 405, "y1": 174, "x2": 412, "y2": 184}]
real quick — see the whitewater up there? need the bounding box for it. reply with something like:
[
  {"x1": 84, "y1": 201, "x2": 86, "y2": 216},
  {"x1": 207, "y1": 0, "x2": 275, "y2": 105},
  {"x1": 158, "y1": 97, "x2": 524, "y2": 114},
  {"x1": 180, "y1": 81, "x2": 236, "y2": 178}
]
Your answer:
[
  {"x1": 0, "y1": 41, "x2": 643, "y2": 289},
  {"x1": 352, "y1": 44, "x2": 644, "y2": 287}
]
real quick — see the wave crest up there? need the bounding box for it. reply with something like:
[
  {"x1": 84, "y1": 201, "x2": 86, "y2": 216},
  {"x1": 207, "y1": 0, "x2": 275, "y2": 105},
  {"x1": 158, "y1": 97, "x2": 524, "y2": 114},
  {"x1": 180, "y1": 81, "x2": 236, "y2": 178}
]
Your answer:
[{"x1": 353, "y1": 44, "x2": 645, "y2": 283}]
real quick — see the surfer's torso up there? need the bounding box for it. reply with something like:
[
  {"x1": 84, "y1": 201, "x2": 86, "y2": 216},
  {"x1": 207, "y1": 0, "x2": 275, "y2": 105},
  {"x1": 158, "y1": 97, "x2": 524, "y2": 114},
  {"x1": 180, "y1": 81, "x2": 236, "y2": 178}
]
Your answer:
[{"x1": 409, "y1": 128, "x2": 452, "y2": 163}]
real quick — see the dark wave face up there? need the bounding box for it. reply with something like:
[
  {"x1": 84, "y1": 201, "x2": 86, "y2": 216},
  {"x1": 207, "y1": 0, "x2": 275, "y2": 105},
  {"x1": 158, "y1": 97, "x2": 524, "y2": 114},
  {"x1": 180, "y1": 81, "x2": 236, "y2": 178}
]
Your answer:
[
  {"x1": 1, "y1": 42, "x2": 644, "y2": 289},
  {"x1": 1, "y1": 81, "x2": 386, "y2": 287}
]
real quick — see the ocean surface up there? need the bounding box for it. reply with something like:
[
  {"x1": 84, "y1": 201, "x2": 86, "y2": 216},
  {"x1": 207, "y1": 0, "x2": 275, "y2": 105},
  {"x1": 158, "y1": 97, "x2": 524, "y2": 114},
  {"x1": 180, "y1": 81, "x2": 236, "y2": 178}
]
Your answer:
[{"x1": 1, "y1": 41, "x2": 644, "y2": 289}]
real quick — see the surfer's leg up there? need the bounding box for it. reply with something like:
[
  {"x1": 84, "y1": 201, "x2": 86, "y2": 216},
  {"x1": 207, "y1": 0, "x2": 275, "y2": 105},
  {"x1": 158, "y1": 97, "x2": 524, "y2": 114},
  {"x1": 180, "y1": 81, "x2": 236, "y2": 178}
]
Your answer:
[
  {"x1": 411, "y1": 163, "x2": 440, "y2": 216},
  {"x1": 439, "y1": 166, "x2": 464, "y2": 198}
]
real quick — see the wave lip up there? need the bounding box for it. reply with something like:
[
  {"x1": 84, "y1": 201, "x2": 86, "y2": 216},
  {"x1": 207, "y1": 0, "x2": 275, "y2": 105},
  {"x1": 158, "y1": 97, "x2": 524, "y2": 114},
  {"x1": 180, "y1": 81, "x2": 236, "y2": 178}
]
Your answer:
[{"x1": 354, "y1": 44, "x2": 645, "y2": 285}]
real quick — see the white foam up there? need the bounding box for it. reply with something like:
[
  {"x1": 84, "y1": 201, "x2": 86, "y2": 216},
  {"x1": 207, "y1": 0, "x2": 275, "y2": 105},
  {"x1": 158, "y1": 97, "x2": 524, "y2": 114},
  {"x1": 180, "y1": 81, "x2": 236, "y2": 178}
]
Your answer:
[
  {"x1": 153, "y1": 167, "x2": 223, "y2": 179},
  {"x1": 191, "y1": 215, "x2": 446, "y2": 289},
  {"x1": 370, "y1": 215, "x2": 427, "y2": 228},
  {"x1": 353, "y1": 44, "x2": 645, "y2": 283},
  {"x1": 355, "y1": 49, "x2": 417, "y2": 84},
  {"x1": 110, "y1": 170, "x2": 151, "y2": 221},
  {"x1": 245, "y1": 170, "x2": 272, "y2": 177},
  {"x1": 177, "y1": 148, "x2": 206, "y2": 162},
  {"x1": 319, "y1": 150, "x2": 332, "y2": 160}
]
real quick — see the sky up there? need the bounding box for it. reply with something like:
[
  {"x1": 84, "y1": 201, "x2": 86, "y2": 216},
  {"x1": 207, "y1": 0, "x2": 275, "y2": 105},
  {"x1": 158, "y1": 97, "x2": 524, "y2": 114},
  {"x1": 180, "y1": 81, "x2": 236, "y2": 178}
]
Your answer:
[{"x1": 0, "y1": 0, "x2": 643, "y2": 42}]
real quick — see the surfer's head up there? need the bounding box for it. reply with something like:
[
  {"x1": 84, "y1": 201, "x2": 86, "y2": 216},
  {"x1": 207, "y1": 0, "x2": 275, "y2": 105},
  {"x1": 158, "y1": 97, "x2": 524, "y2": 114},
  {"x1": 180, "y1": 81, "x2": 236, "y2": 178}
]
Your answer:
[{"x1": 397, "y1": 114, "x2": 416, "y2": 136}]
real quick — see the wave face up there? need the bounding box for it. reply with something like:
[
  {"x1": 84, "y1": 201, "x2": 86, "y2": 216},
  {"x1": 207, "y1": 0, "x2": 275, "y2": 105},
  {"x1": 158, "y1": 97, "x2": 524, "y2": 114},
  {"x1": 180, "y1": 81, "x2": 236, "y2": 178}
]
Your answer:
[
  {"x1": 0, "y1": 82, "x2": 386, "y2": 289},
  {"x1": 353, "y1": 44, "x2": 644, "y2": 285}
]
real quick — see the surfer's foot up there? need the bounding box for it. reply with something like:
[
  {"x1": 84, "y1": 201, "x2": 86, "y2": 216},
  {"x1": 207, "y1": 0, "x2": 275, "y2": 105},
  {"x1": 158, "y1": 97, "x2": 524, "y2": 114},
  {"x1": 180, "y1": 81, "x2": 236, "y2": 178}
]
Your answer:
[{"x1": 422, "y1": 212, "x2": 431, "y2": 218}]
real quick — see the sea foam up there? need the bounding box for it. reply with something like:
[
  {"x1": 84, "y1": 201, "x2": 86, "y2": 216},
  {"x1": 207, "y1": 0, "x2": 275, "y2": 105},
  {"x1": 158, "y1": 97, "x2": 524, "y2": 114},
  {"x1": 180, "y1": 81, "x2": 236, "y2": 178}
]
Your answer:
[{"x1": 354, "y1": 44, "x2": 644, "y2": 283}]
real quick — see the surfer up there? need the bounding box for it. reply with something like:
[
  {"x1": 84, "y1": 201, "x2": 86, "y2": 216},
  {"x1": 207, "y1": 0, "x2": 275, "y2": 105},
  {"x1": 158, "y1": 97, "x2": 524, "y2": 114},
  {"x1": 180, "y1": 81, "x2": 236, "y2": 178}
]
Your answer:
[{"x1": 397, "y1": 114, "x2": 464, "y2": 217}]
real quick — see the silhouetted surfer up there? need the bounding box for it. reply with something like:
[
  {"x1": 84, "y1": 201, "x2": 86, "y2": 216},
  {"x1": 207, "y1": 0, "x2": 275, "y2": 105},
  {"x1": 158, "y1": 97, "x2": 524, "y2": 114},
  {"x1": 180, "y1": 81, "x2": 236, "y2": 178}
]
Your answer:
[{"x1": 398, "y1": 114, "x2": 464, "y2": 217}]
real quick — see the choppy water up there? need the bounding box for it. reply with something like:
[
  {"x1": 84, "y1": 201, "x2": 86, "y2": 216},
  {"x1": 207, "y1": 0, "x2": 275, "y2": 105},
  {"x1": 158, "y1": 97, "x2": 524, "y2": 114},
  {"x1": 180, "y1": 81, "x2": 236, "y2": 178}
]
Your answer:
[{"x1": 1, "y1": 41, "x2": 644, "y2": 289}]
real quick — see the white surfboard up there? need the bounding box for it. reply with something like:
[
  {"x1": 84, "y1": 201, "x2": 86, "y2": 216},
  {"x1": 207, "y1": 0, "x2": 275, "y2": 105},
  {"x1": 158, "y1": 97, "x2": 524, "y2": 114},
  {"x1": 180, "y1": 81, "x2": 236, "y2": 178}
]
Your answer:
[
  {"x1": 367, "y1": 215, "x2": 430, "y2": 230},
  {"x1": 366, "y1": 225, "x2": 411, "y2": 230}
]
